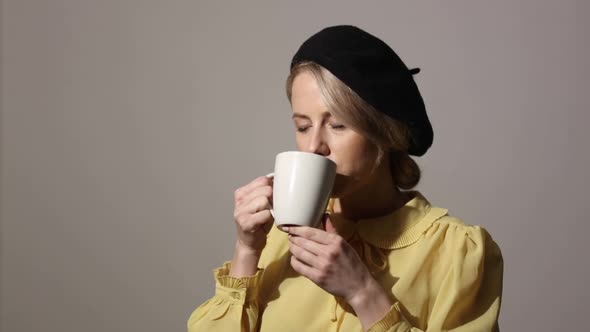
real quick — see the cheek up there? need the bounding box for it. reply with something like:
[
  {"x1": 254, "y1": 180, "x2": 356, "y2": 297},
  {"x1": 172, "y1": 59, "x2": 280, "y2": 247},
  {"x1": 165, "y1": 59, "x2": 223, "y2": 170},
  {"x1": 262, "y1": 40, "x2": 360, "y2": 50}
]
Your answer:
[
  {"x1": 332, "y1": 136, "x2": 377, "y2": 175},
  {"x1": 294, "y1": 135, "x2": 308, "y2": 151}
]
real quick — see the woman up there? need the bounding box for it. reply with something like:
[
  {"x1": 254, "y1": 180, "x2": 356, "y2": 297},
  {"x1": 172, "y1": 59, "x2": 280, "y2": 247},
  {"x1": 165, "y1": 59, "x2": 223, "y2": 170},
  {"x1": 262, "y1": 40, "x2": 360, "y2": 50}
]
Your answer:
[{"x1": 187, "y1": 25, "x2": 503, "y2": 332}]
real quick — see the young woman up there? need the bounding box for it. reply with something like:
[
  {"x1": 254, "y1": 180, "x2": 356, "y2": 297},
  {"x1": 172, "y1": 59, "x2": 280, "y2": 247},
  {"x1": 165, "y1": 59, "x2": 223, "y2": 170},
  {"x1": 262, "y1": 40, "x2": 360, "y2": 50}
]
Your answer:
[{"x1": 187, "y1": 25, "x2": 503, "y2": 332}]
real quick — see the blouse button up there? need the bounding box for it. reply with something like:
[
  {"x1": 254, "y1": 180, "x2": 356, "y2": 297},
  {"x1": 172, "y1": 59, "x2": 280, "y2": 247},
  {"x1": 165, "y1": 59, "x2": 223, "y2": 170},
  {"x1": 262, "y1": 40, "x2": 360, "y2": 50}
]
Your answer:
[{"x1": 230, "y1": 292, "x2": 241, "y2": 300}]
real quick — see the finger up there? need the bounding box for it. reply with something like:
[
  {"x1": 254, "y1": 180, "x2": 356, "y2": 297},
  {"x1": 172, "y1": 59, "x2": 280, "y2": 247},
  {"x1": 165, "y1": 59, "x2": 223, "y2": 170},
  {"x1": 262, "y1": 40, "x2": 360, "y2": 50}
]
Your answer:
[
  {"x1": 234, "y1": 176, "x2": 273, "y2": 203},
  {"x1": 289, "y1": 234, "x2": 326, "y2": 257},
  {"x1": 286, "y1": 226, "x2": 335, "y2": 245},
  {"x1": 290, "y1": 255, "x2": 320, "y2": 281},
  {"x1": 238, "y1": 209, "x2": 273, "y2": 232},
  {"x1": 322, "y1": 214, "x2": 338, "y2": 234},
  {"x1": 235, "y1": 196, "x2": 272, "y2": 227},
  {"x1": 237, "y1": 185, "x2": 273, "y2": 207},
  {"x1": 289, "y1": 240, "x2": 321, "y2": 268},
  {"x1": 262, "y1": 217, "x2": 274, "y2": 233},
  {"x1": 235, "y1": 175, "x2": 272, "y2": 201},
  {"x1": 242, "y1": 195, "x2": 272, "y2": 215}
]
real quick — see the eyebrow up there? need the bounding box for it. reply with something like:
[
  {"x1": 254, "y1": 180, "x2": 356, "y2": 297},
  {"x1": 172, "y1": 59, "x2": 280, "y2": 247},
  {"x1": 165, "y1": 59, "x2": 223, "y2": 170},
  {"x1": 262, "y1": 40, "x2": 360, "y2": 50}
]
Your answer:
[{"x1": 291, "y1": 112, "x2": 332, "y2": 120}]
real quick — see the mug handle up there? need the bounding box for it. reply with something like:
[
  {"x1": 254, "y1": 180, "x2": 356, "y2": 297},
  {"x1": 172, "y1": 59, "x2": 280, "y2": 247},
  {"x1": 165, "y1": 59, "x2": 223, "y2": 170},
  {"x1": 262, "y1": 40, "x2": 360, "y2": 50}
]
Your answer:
[{"x1": 265, "y1": 172, "x2": 275, "y2": 218}]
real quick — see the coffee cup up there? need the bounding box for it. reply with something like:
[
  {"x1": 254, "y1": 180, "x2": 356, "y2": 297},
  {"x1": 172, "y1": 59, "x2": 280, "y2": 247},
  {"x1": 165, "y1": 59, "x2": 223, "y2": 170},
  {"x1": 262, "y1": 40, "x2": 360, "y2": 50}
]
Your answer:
[{"x1": 266, "y1": 151, "x2": 337, "y2": 230}]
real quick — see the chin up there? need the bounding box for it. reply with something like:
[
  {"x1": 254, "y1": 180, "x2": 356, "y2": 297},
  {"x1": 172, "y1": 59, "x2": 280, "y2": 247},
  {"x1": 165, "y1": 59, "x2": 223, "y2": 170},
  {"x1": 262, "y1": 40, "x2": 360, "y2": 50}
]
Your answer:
[{"x1": 329, "y1": 174, "x2": 349, "y2": 198}]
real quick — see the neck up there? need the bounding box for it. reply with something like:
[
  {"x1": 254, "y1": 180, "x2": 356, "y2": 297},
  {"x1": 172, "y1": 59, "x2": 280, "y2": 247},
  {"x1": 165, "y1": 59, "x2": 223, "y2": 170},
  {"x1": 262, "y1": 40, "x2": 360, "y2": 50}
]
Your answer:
[{"x1": 333, "y1": 168, "x2": 410, "y2": 222}]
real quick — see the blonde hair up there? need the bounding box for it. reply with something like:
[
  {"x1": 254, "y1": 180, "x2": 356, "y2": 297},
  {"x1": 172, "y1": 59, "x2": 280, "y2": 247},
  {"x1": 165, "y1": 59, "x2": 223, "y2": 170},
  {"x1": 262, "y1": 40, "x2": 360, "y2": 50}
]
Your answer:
[{"x1": 286, "y1": 61, "x2": 421, "y2": 190}]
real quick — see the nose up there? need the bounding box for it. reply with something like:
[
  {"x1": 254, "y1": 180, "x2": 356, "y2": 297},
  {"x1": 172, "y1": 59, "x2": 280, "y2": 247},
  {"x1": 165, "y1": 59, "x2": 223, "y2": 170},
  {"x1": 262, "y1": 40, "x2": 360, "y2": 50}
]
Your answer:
[{"x1": 303, "y1": 127, "x2": 330, "y2": 157}]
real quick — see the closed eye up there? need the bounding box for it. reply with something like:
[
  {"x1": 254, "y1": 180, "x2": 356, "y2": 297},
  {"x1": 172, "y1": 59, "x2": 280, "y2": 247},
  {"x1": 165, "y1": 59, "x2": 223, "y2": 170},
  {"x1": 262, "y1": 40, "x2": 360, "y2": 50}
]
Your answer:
[{"x1": 295, "y1": 124, "x2": 345, "y2": 133}]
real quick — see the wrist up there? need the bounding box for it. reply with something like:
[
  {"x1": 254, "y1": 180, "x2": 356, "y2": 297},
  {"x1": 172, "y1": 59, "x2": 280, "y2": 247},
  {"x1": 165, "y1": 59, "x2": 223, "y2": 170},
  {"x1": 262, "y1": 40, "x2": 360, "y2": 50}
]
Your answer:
[
  {"x1": 348, "y1": 277, "x2": 394, "y2": 330},
  {"x1": 235, "y1": 239, "x2": 263, "y2": 257},
  {"x1": 347, "y1": 276, "x2": 376, "y2": 308},
  {"x1": 229, "y1": 240, "x2": 262, "y2": 277}
]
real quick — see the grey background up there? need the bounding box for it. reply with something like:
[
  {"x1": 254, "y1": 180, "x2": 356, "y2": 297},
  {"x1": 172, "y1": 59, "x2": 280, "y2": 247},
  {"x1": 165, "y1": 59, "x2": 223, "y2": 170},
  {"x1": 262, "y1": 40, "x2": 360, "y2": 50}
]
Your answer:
[{"x1": 1, "y1": 1, "x2": 589, "y2": 331}]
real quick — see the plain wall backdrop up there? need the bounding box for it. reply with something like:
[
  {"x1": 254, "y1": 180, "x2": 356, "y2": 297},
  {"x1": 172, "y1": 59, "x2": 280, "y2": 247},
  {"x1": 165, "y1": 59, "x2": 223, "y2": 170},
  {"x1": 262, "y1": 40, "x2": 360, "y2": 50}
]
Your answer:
[{"x1": 2, "y1": 1, "x2": 589, "y2": 331}]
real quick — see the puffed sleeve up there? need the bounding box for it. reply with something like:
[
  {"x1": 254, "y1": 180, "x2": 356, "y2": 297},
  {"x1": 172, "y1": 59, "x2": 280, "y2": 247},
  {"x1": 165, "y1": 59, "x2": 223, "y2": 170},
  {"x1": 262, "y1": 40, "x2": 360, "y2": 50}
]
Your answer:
[
  {"x1": 367, "y1": 224, "x2": 504, "y2": 332},
  {"x1": 186, "y1": 261, "x2": 264, "y2": 332}
]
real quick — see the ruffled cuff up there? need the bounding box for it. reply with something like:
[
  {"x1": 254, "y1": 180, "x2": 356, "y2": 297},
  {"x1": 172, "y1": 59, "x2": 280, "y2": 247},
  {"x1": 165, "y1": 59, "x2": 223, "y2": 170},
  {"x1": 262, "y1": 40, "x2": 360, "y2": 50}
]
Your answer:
[
  {"x1": 213, "y1": 261, "x2": 263, "y2": 305},
  {"x1": 367, "y1": 302, "x2": 409, "y2": 332}
]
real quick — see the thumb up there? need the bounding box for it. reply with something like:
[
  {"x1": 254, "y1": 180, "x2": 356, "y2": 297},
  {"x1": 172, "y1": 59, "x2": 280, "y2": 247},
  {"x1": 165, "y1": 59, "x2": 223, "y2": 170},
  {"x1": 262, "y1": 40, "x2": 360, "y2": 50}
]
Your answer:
[{"x1": 322, "y1": 214, "x2": 337, "y2": 234}]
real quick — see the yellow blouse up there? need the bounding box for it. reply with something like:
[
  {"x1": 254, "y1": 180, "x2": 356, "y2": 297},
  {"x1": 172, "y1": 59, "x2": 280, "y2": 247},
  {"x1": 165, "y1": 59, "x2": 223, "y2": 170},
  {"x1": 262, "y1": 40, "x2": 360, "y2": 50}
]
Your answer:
[{"x1": 187, "y1": 191, "x2": 503, "y2": 331}]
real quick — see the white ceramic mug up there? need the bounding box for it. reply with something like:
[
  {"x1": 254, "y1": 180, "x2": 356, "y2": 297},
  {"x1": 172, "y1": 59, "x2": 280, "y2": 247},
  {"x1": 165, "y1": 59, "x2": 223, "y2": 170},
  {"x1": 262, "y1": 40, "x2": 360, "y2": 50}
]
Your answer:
[{"x1": 266, "y1": 151, "x2": 337, "y2": 230}]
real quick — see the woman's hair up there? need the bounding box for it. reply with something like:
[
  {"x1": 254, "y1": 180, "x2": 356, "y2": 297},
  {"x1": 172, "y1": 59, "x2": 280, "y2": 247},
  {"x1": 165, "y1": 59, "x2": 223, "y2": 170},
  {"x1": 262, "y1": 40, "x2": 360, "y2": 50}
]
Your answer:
[{"x1": 286, "y1": 61, "x2": 421, "y2": 190}]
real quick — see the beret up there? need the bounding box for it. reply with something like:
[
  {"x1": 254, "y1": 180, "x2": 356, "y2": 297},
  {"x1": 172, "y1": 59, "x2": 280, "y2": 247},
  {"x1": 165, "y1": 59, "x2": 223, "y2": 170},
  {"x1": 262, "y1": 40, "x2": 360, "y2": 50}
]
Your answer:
[{"x1": 290, "y1": 25, "x2": 433, "y2": 157}]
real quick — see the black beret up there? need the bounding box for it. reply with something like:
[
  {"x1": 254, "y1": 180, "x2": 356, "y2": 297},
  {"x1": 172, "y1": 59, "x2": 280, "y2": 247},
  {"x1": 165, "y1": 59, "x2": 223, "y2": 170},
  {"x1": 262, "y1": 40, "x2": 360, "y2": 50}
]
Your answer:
[{"x1": 290, "y1": 25, "x2": 433, "y2": 157}]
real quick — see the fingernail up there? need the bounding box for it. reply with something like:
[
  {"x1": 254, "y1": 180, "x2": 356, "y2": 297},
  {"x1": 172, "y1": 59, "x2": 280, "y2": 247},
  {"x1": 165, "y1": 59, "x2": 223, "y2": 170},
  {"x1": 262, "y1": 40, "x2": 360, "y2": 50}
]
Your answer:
[{"x1": 283, "y1": 226, "x2": 289, "y2": 233}]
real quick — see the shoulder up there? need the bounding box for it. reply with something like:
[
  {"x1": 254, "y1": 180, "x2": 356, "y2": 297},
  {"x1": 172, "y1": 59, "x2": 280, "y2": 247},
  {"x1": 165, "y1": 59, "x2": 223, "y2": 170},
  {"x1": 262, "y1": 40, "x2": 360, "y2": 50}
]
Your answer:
[{"x1": 423, "y1": 211, "x2": 503, "y2": 265}]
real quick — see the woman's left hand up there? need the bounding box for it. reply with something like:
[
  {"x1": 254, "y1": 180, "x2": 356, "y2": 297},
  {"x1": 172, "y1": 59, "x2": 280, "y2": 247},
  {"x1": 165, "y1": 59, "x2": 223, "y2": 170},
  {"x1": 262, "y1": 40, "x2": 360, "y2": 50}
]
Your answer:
[{"x1": 285, "y1": 214, "x2": 373, "y2": 303}]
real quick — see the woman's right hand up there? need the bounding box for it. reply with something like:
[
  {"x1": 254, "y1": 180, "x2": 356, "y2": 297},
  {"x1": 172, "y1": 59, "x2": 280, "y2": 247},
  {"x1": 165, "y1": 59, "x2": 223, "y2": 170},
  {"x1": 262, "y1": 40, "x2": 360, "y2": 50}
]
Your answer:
[{"x1": 233, "y1": 175, "x2": 274, "y2": 255}]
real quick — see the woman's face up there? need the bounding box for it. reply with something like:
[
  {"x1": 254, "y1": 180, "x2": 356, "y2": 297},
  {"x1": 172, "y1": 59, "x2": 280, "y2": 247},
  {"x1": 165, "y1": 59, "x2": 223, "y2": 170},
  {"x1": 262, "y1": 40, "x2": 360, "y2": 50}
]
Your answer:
[{"x1": 290, "y1": 71, "x2": 381, "y2": 197}]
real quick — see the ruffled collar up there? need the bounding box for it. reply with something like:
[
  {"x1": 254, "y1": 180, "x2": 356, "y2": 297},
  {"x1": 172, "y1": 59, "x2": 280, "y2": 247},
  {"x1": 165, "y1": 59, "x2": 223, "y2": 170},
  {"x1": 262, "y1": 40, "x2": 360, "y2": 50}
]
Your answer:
[
  {"x1": 323, "y1": 191, "x2": 449, "y2": 321},
  {"x1": 324, "y1": 191, "x2": 448, "y2": 250}
]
